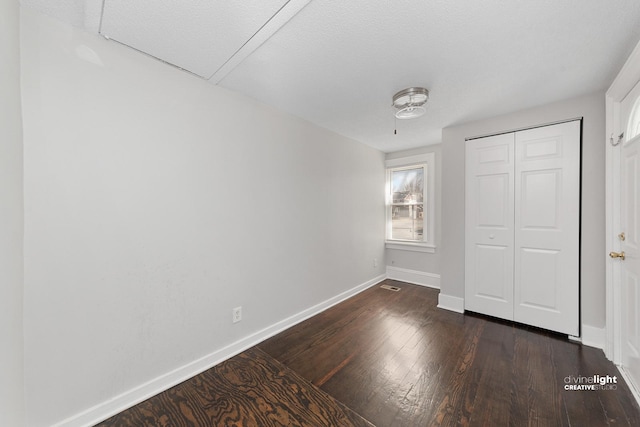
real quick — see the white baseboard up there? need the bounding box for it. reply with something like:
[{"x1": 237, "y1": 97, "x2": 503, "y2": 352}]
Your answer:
[
  {"x1": 54, "y1": 274, "x2": 387, "y2": 427},
  {"x1": 581, "y1": 325, "x2": 606, "y2": 350},
  {"x1": 437, "y1": 293, "x2": 465, "y2": 313},
  {"x1": 386, "y1": 266, "x2": 440, "y2": 289}
]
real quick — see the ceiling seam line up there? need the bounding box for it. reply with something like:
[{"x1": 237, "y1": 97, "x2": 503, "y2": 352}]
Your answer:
[{"x1": 207, "y1": 0, "x2": 294, "y2": 81}]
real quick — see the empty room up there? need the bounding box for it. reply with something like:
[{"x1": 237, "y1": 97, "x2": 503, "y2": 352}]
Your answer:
[{"x1": 4, "y1": 1, "x2": 640, "y2": 426}]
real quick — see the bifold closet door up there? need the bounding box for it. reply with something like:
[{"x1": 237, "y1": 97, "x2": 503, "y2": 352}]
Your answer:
[
  {"x1": 513, "y1": 121, "x2": 580, "y2": 336},
  {"x1": 465, "y1": 120, "x2": 580, "y2": 336},
  {"x1": 465, "y1": 133, "x2": 515, "y2": 320}
]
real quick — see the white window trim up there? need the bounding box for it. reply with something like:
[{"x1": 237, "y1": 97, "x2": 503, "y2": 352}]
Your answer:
[{"x1": 385, "y1": 153, "x2": 436, "y2": 253}]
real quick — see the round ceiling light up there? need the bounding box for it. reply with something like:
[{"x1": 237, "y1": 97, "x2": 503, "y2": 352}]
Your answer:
[{"x1": 392, "y1": 87, "x2": 429, "y2": 120}]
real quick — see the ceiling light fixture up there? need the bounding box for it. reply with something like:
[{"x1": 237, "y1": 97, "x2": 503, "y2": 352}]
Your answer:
[{"x1": 392, "y1": 87, "x2": 429, "y2": 120}]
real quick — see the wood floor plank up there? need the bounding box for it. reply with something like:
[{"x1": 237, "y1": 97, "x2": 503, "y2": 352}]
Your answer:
[{"x1": 96, "y1": 347, "x2": 374, "y2": 427}]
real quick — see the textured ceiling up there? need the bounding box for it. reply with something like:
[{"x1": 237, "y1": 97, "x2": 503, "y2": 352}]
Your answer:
[{"x1": 19, "y1": 0, "x2": 640, "y2": 152}]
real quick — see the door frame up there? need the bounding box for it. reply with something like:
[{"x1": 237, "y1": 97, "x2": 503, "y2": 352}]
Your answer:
[{"x1": 605, "y1": 39, "x2": 640, "y2": 365}]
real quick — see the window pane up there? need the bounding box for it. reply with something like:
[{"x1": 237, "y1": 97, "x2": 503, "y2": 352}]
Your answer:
[
  {"x1": 391, "y1": 168, "x2": 424, "y2": 204},
  {"x1": 391, "y1": 204, "x2": 423, "y2": 240},
  {"x1": 627, "y1": 95, "x2": 640, "y2": 141}
]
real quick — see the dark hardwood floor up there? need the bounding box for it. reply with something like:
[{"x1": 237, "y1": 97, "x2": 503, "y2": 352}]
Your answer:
[{"x1": 97, "y1": 280, "x2": 640, "y2": 426}]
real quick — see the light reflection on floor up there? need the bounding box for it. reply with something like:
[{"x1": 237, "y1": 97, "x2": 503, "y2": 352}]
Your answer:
[{"x1": 380, "y1": 314, "x2": 430, "y2": 384}]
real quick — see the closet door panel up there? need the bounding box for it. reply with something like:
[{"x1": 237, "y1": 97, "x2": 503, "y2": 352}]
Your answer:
[
  {"x1": 519, "y1": 247, "x2": 560, "y2": 309},
  {"x1": 474, "y1": 244, "x2": 511, "y2": 301},
  {"x1": 520, "y1": 169, "x2": 562, "y2": 229},
  {"x1": 514, "y1": 121, "x2": 580, "y2": 335},
  {"x1": 465, "y1": 133, "x2": 515, "y2": 320}
]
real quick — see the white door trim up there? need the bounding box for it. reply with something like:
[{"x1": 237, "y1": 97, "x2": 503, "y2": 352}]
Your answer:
[{"x1": 605, "y1": 39, "x2": 640, "y2": 363}]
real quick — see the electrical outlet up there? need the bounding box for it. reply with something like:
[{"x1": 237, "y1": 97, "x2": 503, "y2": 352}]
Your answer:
[
  {"x1": 232, "y1": 306, "x2": 242, "y2": 323},
  {"x1": 373, "y1": 258, "x2": 378, "y2": 268}
]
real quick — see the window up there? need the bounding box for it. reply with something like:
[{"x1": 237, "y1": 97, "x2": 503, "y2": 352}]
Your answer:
[
  {"x1": 389, "y1": 166, "x2": 424, "y2": 240},
  {"x1": 627, "y1": 95, "x2": 640, "y2": 141},
  {"x1": 385, "y1": 153, "x2": 435, "y2": 252}
]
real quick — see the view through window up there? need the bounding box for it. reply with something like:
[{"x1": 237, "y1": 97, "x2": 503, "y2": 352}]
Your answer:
[{"x1": 389, "y1": 166, "x2": 424, "y2": 241}]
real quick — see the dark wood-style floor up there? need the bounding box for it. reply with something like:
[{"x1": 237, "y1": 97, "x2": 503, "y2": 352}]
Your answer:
[{"x1": 97, "y1": 280, "x2": 640, "y2": 426}]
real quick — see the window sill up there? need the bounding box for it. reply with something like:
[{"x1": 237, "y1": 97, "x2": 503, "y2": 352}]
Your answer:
[{"x1": 385, "y1": 241, "x2": 436, "y2": 253}]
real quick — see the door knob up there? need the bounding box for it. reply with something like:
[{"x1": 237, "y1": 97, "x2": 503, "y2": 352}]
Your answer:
[{"x1": 609, "y1": 251, "x2": 626, "y2": 260}]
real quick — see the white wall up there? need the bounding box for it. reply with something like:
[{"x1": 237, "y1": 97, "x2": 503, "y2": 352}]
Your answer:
[
  {"x1": 20, "y1": 10, "x2": 385, "y2": 426},
  {"x1": 385, "y1": 145, "x2": 441, "y2": 278},
  {"x1": 441, "y1": 91, "x2": 606, "y2": 330},
  {"x1": 0, "y1": 1, "x2": 25, "y2": 425}
]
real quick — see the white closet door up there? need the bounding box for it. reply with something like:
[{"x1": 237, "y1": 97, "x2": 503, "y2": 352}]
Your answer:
[
  {"x1": 513, "y1": 121, "x2": 580, "y2": 336},
  {"x1": 465, "y1": 133, "x2": 515, "y2": 319}
]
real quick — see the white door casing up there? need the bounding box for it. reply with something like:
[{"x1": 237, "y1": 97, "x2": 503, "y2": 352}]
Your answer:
[
  {"x1": 465, "y1": 133, "x2": 515, "y2": 320},
  {"x1": 514, "y1": 121, "x2": 581, "y2": 336},
  {"x1": 465, "y1": 121, "x2": 580, "y2": 335}
]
